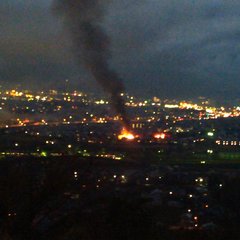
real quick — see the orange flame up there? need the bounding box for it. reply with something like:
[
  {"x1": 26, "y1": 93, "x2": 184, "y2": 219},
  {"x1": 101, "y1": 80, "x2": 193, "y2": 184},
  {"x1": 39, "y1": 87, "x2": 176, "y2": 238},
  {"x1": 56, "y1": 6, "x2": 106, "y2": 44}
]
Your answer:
[
  {"x1": 118, "y1": 128, "x2": 135, "y2": 141},
  {"x1": 154, "y1": 133, "x2": 166, "y2": 139}
]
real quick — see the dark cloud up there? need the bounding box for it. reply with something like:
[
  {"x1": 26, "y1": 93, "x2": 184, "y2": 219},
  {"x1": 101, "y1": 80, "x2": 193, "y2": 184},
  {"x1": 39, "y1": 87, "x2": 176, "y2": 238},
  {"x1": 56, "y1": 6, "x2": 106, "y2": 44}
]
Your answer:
[{"x1": 1, "y1": 0, "x2": 240, "y2": 99}]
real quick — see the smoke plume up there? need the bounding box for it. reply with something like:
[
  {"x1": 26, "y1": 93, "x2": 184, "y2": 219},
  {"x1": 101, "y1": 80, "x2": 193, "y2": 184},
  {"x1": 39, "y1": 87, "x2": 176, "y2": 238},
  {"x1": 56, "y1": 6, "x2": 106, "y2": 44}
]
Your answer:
[{"x1": 54, "y1": 0, "x2": 129, "y2": 128}]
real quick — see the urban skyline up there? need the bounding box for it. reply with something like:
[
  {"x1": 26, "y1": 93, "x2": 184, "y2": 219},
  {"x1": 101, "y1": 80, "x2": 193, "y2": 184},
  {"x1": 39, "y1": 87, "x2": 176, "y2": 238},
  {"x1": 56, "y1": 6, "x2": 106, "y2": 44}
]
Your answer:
[{"x1": 1, "y1": 1, "x2": 240, "y2": 239}]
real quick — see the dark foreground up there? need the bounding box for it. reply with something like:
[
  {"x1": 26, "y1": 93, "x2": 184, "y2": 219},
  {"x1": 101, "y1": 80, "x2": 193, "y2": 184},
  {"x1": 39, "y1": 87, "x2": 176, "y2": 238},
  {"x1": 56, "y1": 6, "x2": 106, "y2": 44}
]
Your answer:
[{"x1": 0, "y1": 156, "x2": 240, "y2": 240}]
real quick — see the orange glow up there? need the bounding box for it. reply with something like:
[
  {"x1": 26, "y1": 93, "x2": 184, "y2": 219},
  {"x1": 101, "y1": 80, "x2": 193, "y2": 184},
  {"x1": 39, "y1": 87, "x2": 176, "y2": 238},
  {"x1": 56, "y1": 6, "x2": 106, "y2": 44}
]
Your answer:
[
  {"x1": 154, "y1": 133, "x2": 166, "y2": 139},
  {"x1": 22, "y1": 119, "x2": 30, "y2": 124},
  {"x1": 118, "y1": 128, "x2": 135, "y2": 141}
]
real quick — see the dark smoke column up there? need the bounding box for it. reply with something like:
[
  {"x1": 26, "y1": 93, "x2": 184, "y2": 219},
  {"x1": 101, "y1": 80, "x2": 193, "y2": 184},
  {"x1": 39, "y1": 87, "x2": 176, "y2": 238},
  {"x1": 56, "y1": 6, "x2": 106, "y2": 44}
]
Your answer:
[{"x1": 55, "y1": 0, "x2": 129, "y2": 127}]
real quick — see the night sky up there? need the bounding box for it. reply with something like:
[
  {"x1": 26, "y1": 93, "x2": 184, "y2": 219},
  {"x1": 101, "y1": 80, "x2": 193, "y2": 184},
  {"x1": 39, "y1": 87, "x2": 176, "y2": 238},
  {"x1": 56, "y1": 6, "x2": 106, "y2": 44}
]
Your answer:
[{"x1": 1, "y1": 0, "x2": 240, "y2": 99}]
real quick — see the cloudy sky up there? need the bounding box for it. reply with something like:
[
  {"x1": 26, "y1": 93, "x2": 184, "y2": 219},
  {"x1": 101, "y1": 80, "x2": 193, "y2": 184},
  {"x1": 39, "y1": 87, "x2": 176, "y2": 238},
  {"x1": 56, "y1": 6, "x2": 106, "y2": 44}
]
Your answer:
[{"x1": 1, "y1": 0, "x2": 240, "y2": 99}]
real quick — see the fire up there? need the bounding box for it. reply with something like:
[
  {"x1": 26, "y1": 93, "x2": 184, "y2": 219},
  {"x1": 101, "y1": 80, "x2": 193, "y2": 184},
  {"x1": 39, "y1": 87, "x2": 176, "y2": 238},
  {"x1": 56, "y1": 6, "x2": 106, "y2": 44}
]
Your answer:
[
  {"x1": 154, "y1": 133, "x2": 166, "y2": 139},
  {"x1": 118, "y1": 128, "x2": 135, "y2": 141}
]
